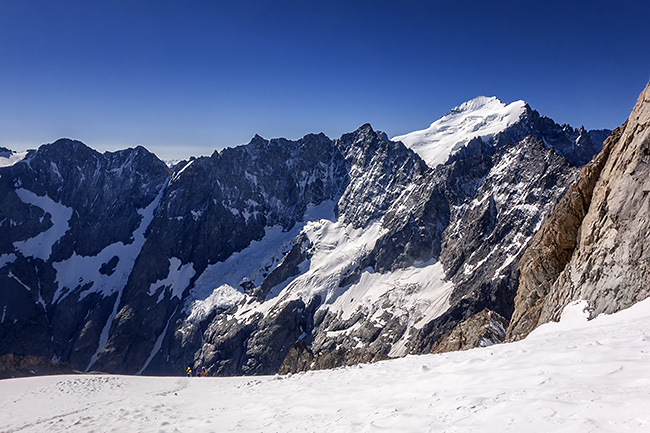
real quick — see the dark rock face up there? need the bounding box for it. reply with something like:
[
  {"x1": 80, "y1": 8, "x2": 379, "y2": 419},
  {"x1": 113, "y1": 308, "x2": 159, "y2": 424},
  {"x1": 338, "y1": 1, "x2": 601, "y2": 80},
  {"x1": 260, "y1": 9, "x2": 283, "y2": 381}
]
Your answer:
[
  {"x1": 5, "y1": 140, "x2": 169, "y2": 258},
  {"x1": 367, "y1": 168, "x2": 451, "y2": 273},
  {"x1": 508, "y1": 80, "x2": 650, "y2": 340},
  {"x1": 335, "y1": 124, "x2": 428, "y2": 227},
  {"x1": 0, "y1": 100, "x2": 612, "y2": 377},
  {"x1": 91, "y1": 131, "x2": 352, "y2": 374},
  {"x1": 500, "y1": 105, "x2": 609, "y2": 167},
  {"x1": 0, "y1": 140, "x2": 170, "y2": 372},
  {"x1": 440, "y1": 137, "x2": 578, "y2": 316}
]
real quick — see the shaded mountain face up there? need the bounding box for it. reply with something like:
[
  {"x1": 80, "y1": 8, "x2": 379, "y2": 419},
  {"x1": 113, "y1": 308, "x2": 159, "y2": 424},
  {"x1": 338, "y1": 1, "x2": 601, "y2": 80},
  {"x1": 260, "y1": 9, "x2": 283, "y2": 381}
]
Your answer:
[
  {"x1": 0, "y1": 141, "x2": 171, "y2": 370},
  {"x1": 508, "y1": 80, "x2": 650, "y2": 341},
  {"x1": 0, "y1": 96, "x2": 610, "y2": 376}
]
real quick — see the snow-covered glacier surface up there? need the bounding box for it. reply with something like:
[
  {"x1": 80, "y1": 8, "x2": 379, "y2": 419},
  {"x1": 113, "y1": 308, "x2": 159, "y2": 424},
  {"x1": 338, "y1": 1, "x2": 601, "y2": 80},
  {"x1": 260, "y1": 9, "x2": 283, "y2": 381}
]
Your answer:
[
  {"x1": 2, "y1": 297, "x2": 649, "y2": 432},
  {"x1": 392, "y1": 96, "x2": 526, "y2": 167}
]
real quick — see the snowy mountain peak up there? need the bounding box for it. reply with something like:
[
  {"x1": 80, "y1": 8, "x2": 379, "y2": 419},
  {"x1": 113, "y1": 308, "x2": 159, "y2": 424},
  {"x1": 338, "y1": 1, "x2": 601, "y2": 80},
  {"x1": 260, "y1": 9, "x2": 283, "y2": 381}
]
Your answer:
[
  {"x1": 449, "y1": 95, "x2": 506, "y2": 114},
  {"x1": 392, "y1": 96, "x2": 527, "y2": 168}
]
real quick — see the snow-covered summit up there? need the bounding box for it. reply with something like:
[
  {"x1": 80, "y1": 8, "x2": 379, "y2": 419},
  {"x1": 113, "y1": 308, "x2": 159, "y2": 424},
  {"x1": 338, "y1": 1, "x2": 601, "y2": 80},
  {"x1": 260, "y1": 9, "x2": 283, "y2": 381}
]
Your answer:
[
  {"x1": 392, "y1": 96, "x2": 527, "y2": 167},
  {"x1": 449, "y1": 95, "x2": 506, "y2": 114}
]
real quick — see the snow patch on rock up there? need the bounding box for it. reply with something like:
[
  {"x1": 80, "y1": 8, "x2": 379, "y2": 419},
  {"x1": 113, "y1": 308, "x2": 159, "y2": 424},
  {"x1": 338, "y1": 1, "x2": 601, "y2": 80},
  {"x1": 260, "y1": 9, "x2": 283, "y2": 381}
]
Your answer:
[
  {"x1": 53, "y1": 187, "x2": 164, "y2": 302},
  {"x1": 13, "y1": 189, "x2": 73, "y2": 261},
  {"x1": 0, "y1": 254, "x2": 17, "y2": 269},
  {"x1": 149, "y1": 258, "x2": 196, "y2": 302}
]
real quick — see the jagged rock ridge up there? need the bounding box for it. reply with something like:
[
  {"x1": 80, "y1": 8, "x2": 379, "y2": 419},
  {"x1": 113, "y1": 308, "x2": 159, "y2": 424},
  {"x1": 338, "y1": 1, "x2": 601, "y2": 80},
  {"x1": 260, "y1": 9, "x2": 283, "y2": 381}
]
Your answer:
[{"x1": 0, "y1": 97, "x2": 610, "y2": 376}]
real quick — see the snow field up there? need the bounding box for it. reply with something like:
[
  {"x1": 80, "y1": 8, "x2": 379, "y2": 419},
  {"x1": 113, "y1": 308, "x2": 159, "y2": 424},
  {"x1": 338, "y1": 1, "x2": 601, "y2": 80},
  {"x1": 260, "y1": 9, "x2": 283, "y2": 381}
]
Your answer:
[
  {"x1": 2, "y1": 298, "x2": 649, "y2": 432},
  {"x1": 149, "y1": 257, "x2": 196, "y2": 302}
]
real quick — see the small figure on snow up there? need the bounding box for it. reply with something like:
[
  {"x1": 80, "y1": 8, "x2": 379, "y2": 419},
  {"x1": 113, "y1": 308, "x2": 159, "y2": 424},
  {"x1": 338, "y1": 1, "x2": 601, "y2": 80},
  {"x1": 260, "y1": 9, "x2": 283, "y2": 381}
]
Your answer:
[
  {"x1": 197, "y1": 366, "x2": 202, "y2": 377},
  {"x1": 186, "y1": 366, "x2": 191, "y2": 377}
]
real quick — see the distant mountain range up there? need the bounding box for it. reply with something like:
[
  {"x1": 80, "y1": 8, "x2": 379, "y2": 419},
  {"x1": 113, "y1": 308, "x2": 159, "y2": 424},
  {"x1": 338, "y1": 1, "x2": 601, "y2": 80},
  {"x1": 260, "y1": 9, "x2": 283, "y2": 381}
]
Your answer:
[{"x1": 4, "y1": 81, "x2": 647, "y2": 377}]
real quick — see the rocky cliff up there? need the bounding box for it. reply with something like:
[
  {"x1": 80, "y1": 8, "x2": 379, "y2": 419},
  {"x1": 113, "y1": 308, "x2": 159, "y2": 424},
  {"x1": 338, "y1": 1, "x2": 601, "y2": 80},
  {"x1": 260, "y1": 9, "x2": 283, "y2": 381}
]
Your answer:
[{"x1": 508, "y1": 80, "x2": 650, "y2": 340}]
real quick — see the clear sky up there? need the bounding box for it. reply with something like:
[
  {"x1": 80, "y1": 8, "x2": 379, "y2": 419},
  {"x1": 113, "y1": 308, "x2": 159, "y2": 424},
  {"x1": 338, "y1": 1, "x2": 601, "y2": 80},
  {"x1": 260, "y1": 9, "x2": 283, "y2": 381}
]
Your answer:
[{"x1": 1, "y1": 0, "x2": 649, "y2": 160}]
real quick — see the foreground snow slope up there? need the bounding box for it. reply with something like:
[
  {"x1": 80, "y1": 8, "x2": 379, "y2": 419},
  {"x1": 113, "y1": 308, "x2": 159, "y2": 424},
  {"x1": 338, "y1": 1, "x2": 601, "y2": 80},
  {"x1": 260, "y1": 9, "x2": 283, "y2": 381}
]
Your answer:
[{"x1": 2, "y1": 298, "x2": 649, "y2": 432}]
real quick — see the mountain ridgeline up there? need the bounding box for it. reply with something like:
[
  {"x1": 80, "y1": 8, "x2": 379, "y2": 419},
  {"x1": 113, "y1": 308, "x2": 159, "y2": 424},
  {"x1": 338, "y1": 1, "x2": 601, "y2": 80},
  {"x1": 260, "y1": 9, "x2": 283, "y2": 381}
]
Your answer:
[{"x1": 1, "y1": 90, "x2": 631, "y2": 376}]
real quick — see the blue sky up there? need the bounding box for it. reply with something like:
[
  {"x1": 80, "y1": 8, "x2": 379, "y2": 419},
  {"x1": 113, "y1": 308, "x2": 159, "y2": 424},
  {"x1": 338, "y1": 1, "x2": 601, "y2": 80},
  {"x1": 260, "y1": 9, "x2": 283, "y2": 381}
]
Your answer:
[{"x1": 1, "y1": 0, "x2": 649, "y2": 160}]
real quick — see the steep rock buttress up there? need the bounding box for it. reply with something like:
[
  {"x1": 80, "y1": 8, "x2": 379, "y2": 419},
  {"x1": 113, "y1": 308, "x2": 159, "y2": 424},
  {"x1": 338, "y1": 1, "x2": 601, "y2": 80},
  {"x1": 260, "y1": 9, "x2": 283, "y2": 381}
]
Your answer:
[{"x1": 508, "y1": 80, "x2": 650, "y2": 341}]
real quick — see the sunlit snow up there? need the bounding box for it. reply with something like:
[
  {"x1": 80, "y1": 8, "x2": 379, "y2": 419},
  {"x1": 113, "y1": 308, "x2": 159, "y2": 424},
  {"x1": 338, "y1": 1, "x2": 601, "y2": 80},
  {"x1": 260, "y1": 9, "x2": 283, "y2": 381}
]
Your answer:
[
  {"x1": 185, "y1": 199, "x2": 454, "y2": 353},
  {"x1": 2, "y1": 297, "x2": 649, "y2": 432},
  {"x1": 393, "y1": 96, "x2": 526, "y2": 167},
  {"x1": 326, "y1": 260, "x2": 454, "y2": 357}
]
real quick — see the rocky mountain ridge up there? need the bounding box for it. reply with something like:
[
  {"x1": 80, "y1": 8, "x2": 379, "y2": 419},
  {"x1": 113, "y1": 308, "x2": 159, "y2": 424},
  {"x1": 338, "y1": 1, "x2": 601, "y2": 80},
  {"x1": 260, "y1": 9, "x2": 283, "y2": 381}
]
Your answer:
[{"x1": 0, "y1": 95, "x2": 612, "y2": 376}]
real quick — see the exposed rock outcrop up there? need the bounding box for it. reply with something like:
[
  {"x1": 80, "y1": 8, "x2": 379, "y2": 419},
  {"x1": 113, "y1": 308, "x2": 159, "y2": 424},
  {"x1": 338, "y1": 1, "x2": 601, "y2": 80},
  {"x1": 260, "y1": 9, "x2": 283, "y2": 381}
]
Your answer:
[
  {"x1": 0, "y1": 354, "x2": 80, "y2": 379},
  {"x1": 278, "y1": 341, "x2": 389, "y2": 375},
  {"x1": 431, "y1": 309, "x2": 508, "y2": 354},
  {"x1": 508, "y1": 80, "x2": 650, "y2": 341}
]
